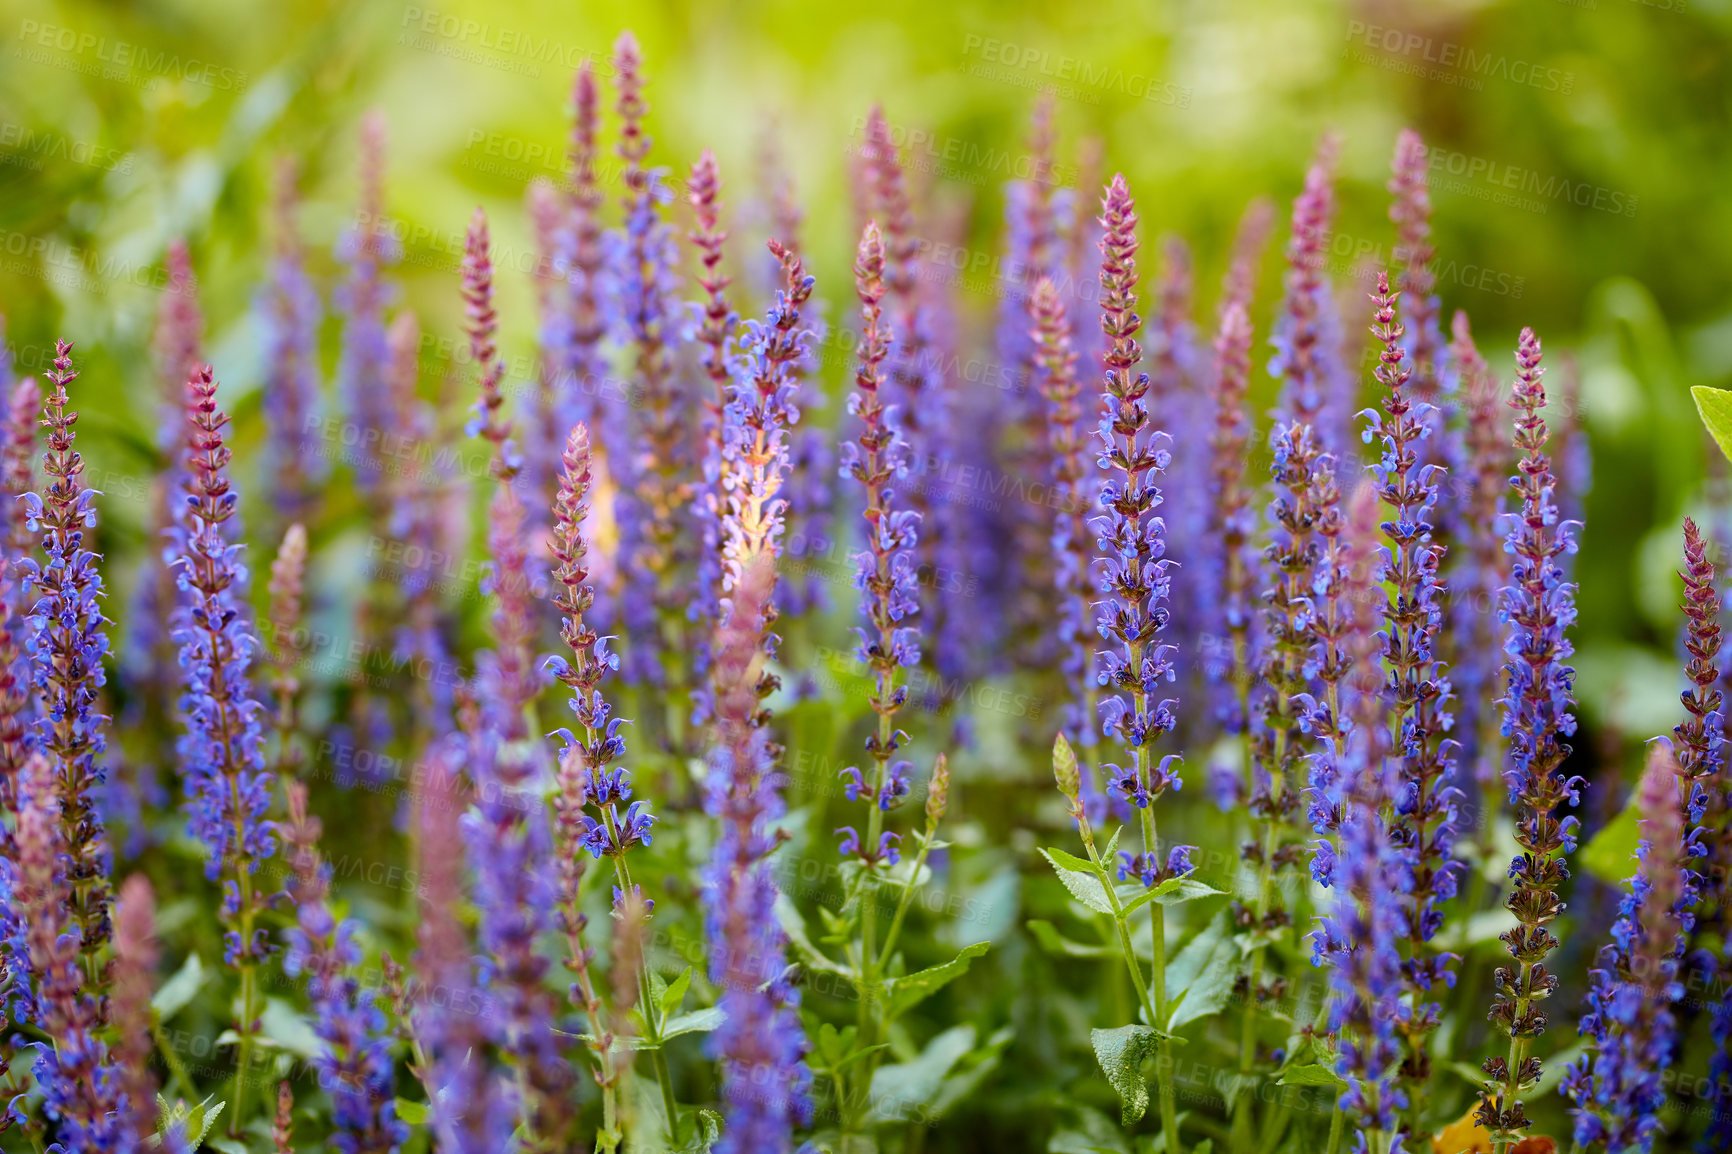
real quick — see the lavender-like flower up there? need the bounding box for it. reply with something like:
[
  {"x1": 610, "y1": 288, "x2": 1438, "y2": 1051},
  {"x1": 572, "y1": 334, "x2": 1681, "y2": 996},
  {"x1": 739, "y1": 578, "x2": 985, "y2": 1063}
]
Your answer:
[
  {"x1": 610, "y1": 32, "x2": 690, "y2": 695},
  {"x1": 1363, "y1": 275, "x2": 1463, "y2": 1083},
  {"x1": 412, "y1": 737, "x2": 512, "y2": 1153},
  {"x1": 1092, "y1": 175, "x2": 1192, "y2": 875},
  {"x1": 1477, "y1": 327, "x2": 1582, "y2": 1150},
  {"x1": 169, "y1": 362, "x2": 279, "y2": 1137},
  {"x1": 21, "y1": 341, "x2": 115, "y2": 974},
  {"x1": 862, "y1": 109, "x2": 949, "y2": 654},
  {"x1": 1031, "y1": 276, "x2": 1096, "y2": 748},
  {"x1": 14, "y1": 752, "x2": 126, "y2": 1151},
  {"x1": 704, "y1": 550, "x2": 811, "y2": 1154},
  {"x1": 836, "y1": 223, "x2": 920, "y2": 868},
  {"x1": 336, "y1": 110, "x2": 402, "y2": 497},
  {"x1": 691, "y1": 150, "x2": 738, "y2": 643},
  {"x1": 111, "y1": 874, "x2": 163, "y2": 1147},
  {"x1": 1449, "y1": 312, "x2": 1510, "y2": 828},
  {"x1": 1269, "y1": 137, "x2": 1351, "y2": 453},
  {"x1": 259, "y1": 156, "x2": 324, "y2": 526},
  {"x1": 1201, "y1": 300, "x2": 1258, "y2": 737},
  {"x1": 1388, "y1": 131, "x2": 1443, "y2": 404},
  {"x1": 282, "y1": 783, "x2": 407, "y2": 1154},
  {"x1": 3, "y1": 376, "x2": 39, "y2": 561},
  {"x1": 1562, "y1": 742, "x2": 1694, "y2": 1154},
  {"x1": 460, "y1": 212, "x2": 575, "y2": 1146},
  {"x1": 542, "y1": 425, "x2": 633, "y2": 1143},
  {"x1": 1311, "y1": 483, "x2": 1409, "y2": 1143}
]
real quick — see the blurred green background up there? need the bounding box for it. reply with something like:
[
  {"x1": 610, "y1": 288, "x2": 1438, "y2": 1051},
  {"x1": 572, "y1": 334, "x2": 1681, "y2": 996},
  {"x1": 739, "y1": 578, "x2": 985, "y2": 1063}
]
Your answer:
[{"x1": 0, "y1": 0, "x2": 1729, "y2": 755}]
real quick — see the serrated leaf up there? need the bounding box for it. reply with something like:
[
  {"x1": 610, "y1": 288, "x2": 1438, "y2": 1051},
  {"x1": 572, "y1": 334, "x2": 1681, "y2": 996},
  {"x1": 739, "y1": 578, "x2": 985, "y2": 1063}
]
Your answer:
[
  {"x1": 394, "y1": 1098, "x2": 429, "y2": 1125},
  {"x1": 188, "y1": 1098, "x2": 226, "y2": 1145},
  {"x1": 1091, "y1": 1024, "x2": 1161, "y2": 1125},
  {"x1": 661, "y1": 1007, "x2": 724, "y2": 1040},
  {"x1": 880, "y1": 941, "x2": 991, "y2": 1021},
  {"x1": 1040, "y1": 848, "x2": 1114, "y2": 915},
  {"x1": 150, "y1": 953, "x2": 206, "y2": 1022},
  {"x1": 1119, "y1": 876, "x2": 1225, "y2": 916},
  {"x1": 1694, "y1": 386, "x2": 1732, "y2": 465},
  {"x1": 1275, "y1": 1062, "x2": 1344, "y2": 1087},
  {"x1": 658, "y1": 967, "x2": 693, "y2": 1017}
]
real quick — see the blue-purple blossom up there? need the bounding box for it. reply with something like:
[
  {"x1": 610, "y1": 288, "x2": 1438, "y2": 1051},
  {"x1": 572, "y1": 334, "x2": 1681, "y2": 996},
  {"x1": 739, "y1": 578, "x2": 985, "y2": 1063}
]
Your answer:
[
  {"x1": 1092, "y1": 175, "x2": 1194, "y2": 880},
  {"x1": 703, "y1": 551, "x2": 811, "y2": 1154},
  {"x1": 21, "y1": 341, "x2": 115, "y2": 968},
  {"x1": 1563, "y1": 742, "x2": 1695, "y2": 1154},
  {"x1": 281, "y1": 784, "x2": 406, "y2": 1154},
  {"x1": 335, "y1": 110, "x2": 402, "y2": 497},
  {"x1": 258, "y1": 157, "x2": 324, "y2": 525},
  {"x1": 1477, "y1": 327, "x2": 1583, "y2": 1146}
]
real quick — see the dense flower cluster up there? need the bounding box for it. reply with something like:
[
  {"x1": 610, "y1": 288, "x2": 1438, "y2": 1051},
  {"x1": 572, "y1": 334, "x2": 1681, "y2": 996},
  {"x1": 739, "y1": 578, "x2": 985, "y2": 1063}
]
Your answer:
[{"x1": 4, "y1": 48, "x2": 1716, "y2": 1154}]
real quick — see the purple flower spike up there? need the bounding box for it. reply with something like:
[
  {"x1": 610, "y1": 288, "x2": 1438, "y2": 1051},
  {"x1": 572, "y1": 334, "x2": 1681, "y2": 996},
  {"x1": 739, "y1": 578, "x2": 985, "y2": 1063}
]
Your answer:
[
  {"x1": 1364, "y1": 274, "x2": 1463, "y2": 1062},
  {"x1": 14, "y1": 753, "x2": 126, "y2": 1151},
  {"x1": 1563, "y1": 742, "x2": 1694, "y2": 1154},
  {"x1": 281, "y1": 784, "x2": 407, "y2": 1154},
  {"x1": 1476, "y1": 326, "x2": 1582, "y2": 1148},
  {"x1": 336, "y1": 110, "x2": 402, "y2": 497},
  {"x1": 705, "y1": 552, "x2": 811, "y2": 1154},
  {"x1": 838, "y1": 223, "x2": 923, "y2": 863},
  {"x1": 1201, "y1": 300, "x2": 1258, "y2": 736},
  {"x1": 1092, "y1": 175, "x2": 1194, "y2": 881},
  {"x1": 610, "y1": 31, "x2": 690, "y2": 694},
  {"x1": 22, "y1": 341, "x2": 115, "y2": 970},
  {"x1": 1031, "y1": 276, "x2": 1098, "y2": 749},
  {"x1": 259, "y1": 156, "x2": 324, "y2": 525}
]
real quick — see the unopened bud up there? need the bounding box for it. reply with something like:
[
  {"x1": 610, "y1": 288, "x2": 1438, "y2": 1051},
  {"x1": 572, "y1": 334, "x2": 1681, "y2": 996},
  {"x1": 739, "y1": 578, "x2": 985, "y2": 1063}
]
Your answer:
[
  {"x1": 1052, "y1": 733, "x2": 1080, "y2": 800},
  {"x1": 925, "y1": 753, "x2": 951, "y2": 832}
]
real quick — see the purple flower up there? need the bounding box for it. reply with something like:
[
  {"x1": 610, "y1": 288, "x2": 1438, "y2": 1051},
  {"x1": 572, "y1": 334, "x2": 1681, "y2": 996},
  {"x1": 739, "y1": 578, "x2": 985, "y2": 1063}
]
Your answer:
[
  {"x1": 1198, "y1": 300, "x2": 1258, "y2": 734},
  {"x1": 1363, "y1": 275, "x2": 1464, "y2": 1030},
  {"x1": 13, "y1": 753, "x2": 127, "y2": 1151},
  {"x1": 1448, "y1": 312, "x2": 1510, "y2": 819},
  {"x1": 1091, "y1": 175, "x2": 1196, "y2": 876},
  {"x1": 1477, "y1": 327, "x2": 1582, "y2": 1147},
  {"x1": 20, "y1": 341, "x2": 115, "y2": 972},
  {"x1": 609, "y1": 32, "x2": 690, "y2": 692},
  {"x1": 170, "y1": 362, "x2": 277, "y2": 972},
  {"x1": 258, "y1": 157, "x2": 324, "y2": 525},
  {"x1": 704, "y1": 553, "x2": 811, "y2": 1153},
  {"x1": 1563, "y1": 742, "x2": 1693, "y2": 1154},
  {"x1": 281, "y1": 784, "x2": 406, "y2": 1154},
  {"x1": 335, "y1": 110, "x2": 402, "y2": 497},
  {"x1": 1031, "y1": 276, "x2": 1098, "y2": 748}
]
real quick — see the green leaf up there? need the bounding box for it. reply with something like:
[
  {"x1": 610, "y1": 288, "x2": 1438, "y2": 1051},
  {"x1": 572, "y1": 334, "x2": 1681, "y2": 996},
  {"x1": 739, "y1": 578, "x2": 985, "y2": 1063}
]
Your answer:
[
  {"x1": 1091, "y1": 1024, "x2": 1162, "y2": 1125},
  {"x1": 1694, "y1": 386, "x2": 1732, "y2": 465},
  {"x1": 1165, "y1": 922, "x2": 1239, "y2": 1032},
  {"x1": 880, "y1": 941, "x2": 991, "y2": 1021},
  {"x1": 1047, "y1": 1105, "x2": 1130, "y2": 1154},
  {"x1": 395, "y1": 1098, "x2": 430, "y2": 1125},
  {"x1": 1120, "y1": 876, "x2": 1226, "y2": 916},
  {"x1": 1026, "y1": 919, "x2": 1113, "y2": 959},
  {"x1": 775, "y1": 894, "x2": 851, "y2": 978},
  {"x1": 658, "y1": 967, "x2": 693, "y2": 1017},
  {"x1": 259, "y1": 998, "x2": 323, "y2": 1060},
  {"x1": 1276, "y1": 1063, "x2": 1344, "y2": 1087},
  {"x1": 1581, "y1": 793, "x2": 1641, "y2": 885},
  {"x1": 150, "y1": 953, "x2": 206, "y2": 1022},
  {"x1": 868, "y1": 1024, "x2": 975, "y2": 1122},
  {"x1": 1039, "y1": 848, "x2": 1114, "y2": 915},
  {"x1": 206, "y1": 1139, "x2": 250, "y2": 1154},
  {"x1": 661, "y1": 1008, "x2": 725, "y2": 1040},
  {"x1": 928, "y1": 1024, "x2": 1015, "y2": 1120}
]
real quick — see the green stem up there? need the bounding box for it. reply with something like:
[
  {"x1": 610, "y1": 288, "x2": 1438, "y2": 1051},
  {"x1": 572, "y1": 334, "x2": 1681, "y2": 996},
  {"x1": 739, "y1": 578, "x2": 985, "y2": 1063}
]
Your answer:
[
  {"x1": 876, "y1": 841, "x2": 933, "y2": 974},
  {"x1": 1141, "y1": 807, "x2": 1181, "y2": 1154},
  {"x1": 1324, "y1": 1104, "x2": 1344, "y2": 1154},
  {"x1": 152, "y1": 1016, "x2": 196, "y2": 1099},
  {"x1": 606, "y1": 848, "x2": 680, "y2": 1142},
  {"x1": 1231, "y1": 727, "x2": 1286, "y2": 1151}
]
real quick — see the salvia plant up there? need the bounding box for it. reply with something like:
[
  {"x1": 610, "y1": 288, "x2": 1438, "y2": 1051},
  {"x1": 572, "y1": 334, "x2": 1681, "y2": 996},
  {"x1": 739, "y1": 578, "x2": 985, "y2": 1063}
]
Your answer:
[{"x1": 8, "y1": 32, "x2": 1732, "y2": 1154}]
